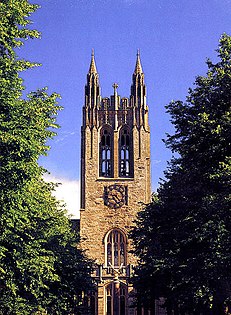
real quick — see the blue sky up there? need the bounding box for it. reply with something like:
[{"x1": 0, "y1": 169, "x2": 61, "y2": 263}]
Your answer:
[{"x1": 19, "y1": 0, "x2": 231, "y2": 217}]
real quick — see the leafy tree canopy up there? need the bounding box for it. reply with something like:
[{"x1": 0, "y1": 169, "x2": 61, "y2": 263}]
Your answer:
[
  {"x1": 131, "y1": 34, "x2": 231, "y2": 315},
  {"x1": 0, "y1": 1, "x2": 92, "y2": 314}
]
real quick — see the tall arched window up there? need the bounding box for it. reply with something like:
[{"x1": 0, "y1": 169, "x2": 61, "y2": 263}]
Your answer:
[
  {"x1": 106, "y1": 282, "x2": 127, "y2": 315},
  {"x1": 119, "y1": 129, "x2": 133, "y2": 177},
  {"x1": 100, "y1": 129, "x2": 113, "y2": 177},
  {"x1": 105, "y1": 229, "x2": 126, "y2": 267}
]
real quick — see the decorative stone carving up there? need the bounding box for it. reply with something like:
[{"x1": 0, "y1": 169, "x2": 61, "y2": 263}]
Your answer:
[{"x1": 104, "y1": 184, "x2": 127, "y2": 209}]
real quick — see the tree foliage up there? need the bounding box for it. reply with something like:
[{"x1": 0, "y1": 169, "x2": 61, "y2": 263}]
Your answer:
[
  {"x1": 0, "y1": 1, "x2": 92, "y2": 314},
  {"x1": 131, "y1": 34, "x2": 231, "y2": 315}
]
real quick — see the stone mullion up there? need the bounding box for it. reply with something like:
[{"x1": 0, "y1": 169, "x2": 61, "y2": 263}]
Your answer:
[{"x1": 113, "y1": 131, "x2": 119, "y2": 178}]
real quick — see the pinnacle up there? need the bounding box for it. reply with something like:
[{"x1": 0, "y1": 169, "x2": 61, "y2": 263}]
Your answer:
[
  {"x1": 134, "y1": 49, "x2": 143, "y2": 74},
  {"x1": 89, "y1": 49, "x2": 97, "y2": 73}
]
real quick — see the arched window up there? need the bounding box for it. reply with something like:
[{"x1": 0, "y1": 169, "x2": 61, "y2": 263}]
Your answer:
[
  {"x1": 105, "y1": 230, "x2": 126, "y2": 267},
  {"x1": 105, "y1": 282, "x2": 127, "y2": 315},
  {"x1": 119, "y1": 129, "x2": 132, "y2": 177},
  {"x1": 100, "y1": 129, "x2": 113, "y2": 177}
]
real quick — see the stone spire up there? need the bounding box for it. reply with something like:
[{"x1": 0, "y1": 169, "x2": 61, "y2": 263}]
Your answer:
[
  {"x1": 89, "y1": 49, "x2": 97, "y2": 73},
  {"x1": 84, "y1": 50, "x2": 100, "y2": 127},
  {"x1": 134, "y1": 49, "x2": 143, "y2": 74},
  {"x1": 130, "y1": 50, "x2": 148, "y2": 128}
]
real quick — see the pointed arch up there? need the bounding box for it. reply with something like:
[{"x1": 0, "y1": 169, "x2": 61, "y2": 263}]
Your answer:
[
  {"x1": 99, "y1": 125, "x2": 114, "y2": 177},
  {"x1": 105, "y1": 281, "x2": 127, "y2": 315},
  {"x1": 119, "y1": 126, "x2": 133, "y2": 177},
  {"x1": 104, "y1": 229, "x2": 127, "y2": 267}
]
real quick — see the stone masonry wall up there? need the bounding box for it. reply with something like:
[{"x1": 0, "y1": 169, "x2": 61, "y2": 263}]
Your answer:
[{"x1": 80, "y1": 124, "x2": 150, "y2": 266}]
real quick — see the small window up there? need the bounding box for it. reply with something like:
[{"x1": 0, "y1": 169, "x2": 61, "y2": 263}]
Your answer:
[
  {"x1": 119, "y1": 129, "x2": 132, "y2": 177},
  {"x1": 100, "y1": 129, "x2": 113, "y2": 177},
  {"x1": 106, "y1": 285, "x2": 112, "y2": 315}
]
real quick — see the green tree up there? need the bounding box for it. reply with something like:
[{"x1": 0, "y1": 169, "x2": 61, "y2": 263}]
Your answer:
[
  {"x1": 131, "y1": 34, "x2": 231, "y2": 315},
  {"x1": 0, "y1": 1, "x2": 92, "y2": 314}
]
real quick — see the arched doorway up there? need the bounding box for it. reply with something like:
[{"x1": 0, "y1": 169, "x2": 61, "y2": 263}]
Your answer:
[{"x1": 105, "y1": 281, "x2": 127, "y2": 315}]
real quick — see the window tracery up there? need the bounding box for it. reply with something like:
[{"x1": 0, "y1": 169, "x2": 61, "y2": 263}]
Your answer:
[
  {"x1": 105, "y1": 229, "x2": 126, "y2": 267},
  {"x1": 105, "y1": 282, "x2": 127, "y2": 315},
  {"x1": 100, "y1": 128, "x2": 113, "y2": 177},
  {"x1": 119, "y1": 128, "x2": 132, "y2": 177}
]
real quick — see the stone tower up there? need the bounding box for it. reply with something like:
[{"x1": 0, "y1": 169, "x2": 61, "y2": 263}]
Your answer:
[{"x1": 80, "y1": 51, "x2": 151, "y2": 315}]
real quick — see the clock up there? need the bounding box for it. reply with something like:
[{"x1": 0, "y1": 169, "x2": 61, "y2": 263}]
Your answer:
[{"x1": 104, "y1": 185, "x2": 127, "y2": 209}]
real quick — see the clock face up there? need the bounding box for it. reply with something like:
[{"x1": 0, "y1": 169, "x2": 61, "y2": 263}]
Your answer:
[{"x1": 104, "y1": 185, "x2": 125, "y2": 209}]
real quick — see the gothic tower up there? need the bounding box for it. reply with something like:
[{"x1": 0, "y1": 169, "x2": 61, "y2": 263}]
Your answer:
[{"x1": 80, "y1": 51, "x2": 151, "y2": 315}]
